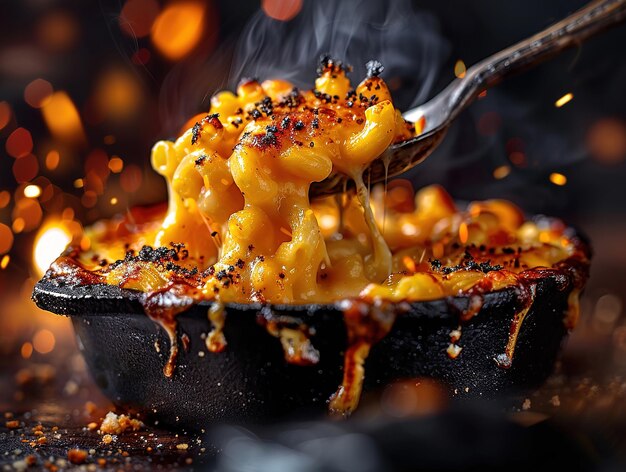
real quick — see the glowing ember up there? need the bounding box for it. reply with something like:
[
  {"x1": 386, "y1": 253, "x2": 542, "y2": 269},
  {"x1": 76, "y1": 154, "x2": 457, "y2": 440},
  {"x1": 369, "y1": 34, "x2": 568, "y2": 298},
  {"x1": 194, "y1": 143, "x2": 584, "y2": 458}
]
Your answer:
[
  {"x1": 41, "y1": 91, "x2": 86, "y2": 144},
  {"x1": 110, "y1": 197, "x2": 119, "y2": 205},
  {"x1": 151, "y1": 1, "x2": 206, "y2": 60},
  {"x1": 454, "y1": 59, "x2": 466, "y2": 79},
  {"x1": 555, "y1": 93, "x2": 573, "y2": 108},
  {"x1": 549, "y1": 172, "x2": 567, "y2": 186},
  {"x1": 459, "y1": 222, "x2": 469, "y2": 244},
  {"x1": 262, "y1": 0, "x2": 303, "y2": 21},
  {"x1": 73, "y1": 179, "x2": 84, "y2": 188},
  {"x1": 33, "y1": 223, "x2": 72, "y2": 276},
  {"x1": 24, "y1": 185, "x2": 42, "y2": 198},
  {"x1": 0, "y1": 254, "x2": 9, "y2": 269},
  {"x1": 493, "y1": 165, "x2": 511, "y2": 179},
  {"x1": 33, "y1": 329, "x2": 56, "y2": 354}
]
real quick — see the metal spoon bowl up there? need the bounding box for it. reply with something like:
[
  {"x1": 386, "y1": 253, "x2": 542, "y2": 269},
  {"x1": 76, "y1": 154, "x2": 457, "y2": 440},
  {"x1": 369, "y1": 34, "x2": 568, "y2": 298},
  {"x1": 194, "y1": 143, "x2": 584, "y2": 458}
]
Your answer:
[{"x1": 311, "y1": 0, "x2": 626, "y2": 198}]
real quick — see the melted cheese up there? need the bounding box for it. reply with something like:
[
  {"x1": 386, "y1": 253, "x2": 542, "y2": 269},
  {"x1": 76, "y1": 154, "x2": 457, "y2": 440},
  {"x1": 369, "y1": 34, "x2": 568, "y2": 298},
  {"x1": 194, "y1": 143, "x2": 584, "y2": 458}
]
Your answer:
[{"x1": 67, "y1": 62, "x2": 585, "y2": 307}]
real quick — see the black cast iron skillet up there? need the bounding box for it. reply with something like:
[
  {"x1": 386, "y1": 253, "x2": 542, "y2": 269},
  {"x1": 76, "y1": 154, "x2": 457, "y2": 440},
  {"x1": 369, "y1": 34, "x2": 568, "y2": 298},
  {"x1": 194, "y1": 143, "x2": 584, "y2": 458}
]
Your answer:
[{"x1": 33, "y1": 263, "x2": 579, "y2": 431}]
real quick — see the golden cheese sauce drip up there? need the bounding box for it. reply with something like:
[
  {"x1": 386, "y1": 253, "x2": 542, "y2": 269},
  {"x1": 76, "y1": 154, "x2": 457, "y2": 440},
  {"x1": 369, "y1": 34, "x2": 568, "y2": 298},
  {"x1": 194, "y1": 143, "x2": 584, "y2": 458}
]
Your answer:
[
  {"x1": 141, "y1": 285, "x2": 196, "y2": 378},
  {"x1": 329, "y1": 301, "x2": 397, "y2": 417},
  {"x1": 206, "y1": 302, "x2": 227, "y2": 353},
  {"x1": 494, "y1": 285, "x2": 536, "y2": 369}
]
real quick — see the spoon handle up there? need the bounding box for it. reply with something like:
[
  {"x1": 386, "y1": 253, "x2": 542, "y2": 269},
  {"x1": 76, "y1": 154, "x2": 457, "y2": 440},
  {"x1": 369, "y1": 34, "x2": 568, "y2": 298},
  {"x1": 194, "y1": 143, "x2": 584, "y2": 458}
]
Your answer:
[{"x1": 405, "y1": 0, "x2": 626, "y2": 127}]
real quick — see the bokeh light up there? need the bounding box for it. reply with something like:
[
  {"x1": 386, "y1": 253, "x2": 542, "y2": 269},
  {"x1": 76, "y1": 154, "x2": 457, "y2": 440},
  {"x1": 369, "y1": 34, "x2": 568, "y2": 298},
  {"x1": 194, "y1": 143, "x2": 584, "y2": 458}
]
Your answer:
[
  {"x1": 120, "y1": 164, "x2": 143, "y2": 193},
  {"x1": 262, "y1": 0, "x2": 303, "y2": 22},
  {"x1": 33, "y1": 329, "x2": 56, "y2": 354},
  {"x1": 454, "y1": 59, "x2": 466, "y2": 79},
  {"x1": 0, "y1": 101, "x2": 11, "y2": 130},
  {"x1": 108, "y1": 156, "x2": 124, "y2": 173},
  {"x1": 555, "y1": 93, "x2": 573, "y2": 108},
  {"x1": 33, "y1": 222, "x2": 72, "y2": 276},
  {"x1": 45, "y1": 150, "x2": 60, "y2": 170},
  {"x1": 95, "y1": 69, "x2": 143, "y2": 120},
  {"x1": 37, "y1": 11, "x2": 79, "y2": 52},
  {"x1": 119, "y1": 0, "x2": 161, "y2": 38},
  {"x1": 12, "y1": 198, "x2": 43, "y2": 233},
  {"x1": 549, "y1": 172, "x2": 567, "y2": 186},
  {"x1": 151, "y1": 1, "x2": 206, "y2": 60},
  {"x1": 12, "y1": 154, "x2": 39, "y2": 183},
  {"x1": 586, "y1": 118, "x2": 626, "y2": 165},
  {"x1": 0, "y1": 223, "x2": 14, "y2": 254},
  {"x1": 41, "y1": 91, "x2": 86, "y2": 144},
  {"x1": 6, "y1": 127, "x2": 34, "y2": 158},
  {"x1": 24, "y1": 79, "x2": 54, "y2": 108},
  {"x1": 24, "y1": 185, "x2": 42, "y2": 199},
  {"x1": 0, "y1": 191, "x2": 10, "y2": 209}
]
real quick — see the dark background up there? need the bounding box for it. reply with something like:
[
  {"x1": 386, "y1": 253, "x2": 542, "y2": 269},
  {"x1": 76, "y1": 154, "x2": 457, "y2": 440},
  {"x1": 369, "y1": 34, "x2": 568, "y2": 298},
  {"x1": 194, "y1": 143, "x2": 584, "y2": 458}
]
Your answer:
[{"x1": 0, "y1": 0, "x2": 626, "y2": 468}]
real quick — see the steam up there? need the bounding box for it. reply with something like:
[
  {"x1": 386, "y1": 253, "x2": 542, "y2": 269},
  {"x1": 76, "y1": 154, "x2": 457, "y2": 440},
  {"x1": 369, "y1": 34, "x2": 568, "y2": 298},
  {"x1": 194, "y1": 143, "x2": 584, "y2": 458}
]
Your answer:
[{"x1": 231, "y1": 0, "x2": 450, "y2": 110}]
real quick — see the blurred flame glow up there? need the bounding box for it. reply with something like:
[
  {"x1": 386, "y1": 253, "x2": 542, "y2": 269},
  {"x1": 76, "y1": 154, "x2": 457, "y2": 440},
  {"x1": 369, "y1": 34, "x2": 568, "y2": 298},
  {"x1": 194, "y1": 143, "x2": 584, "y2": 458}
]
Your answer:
[
  {"x1": 151, "y1": 1, "x2": 206, "y2": 60},
  {"x1": 262, "y1": 0, "x2": 303, "y2": 21},
  {"x1": 555, "y1": 93, "x2": 573, "y2": 108},
  {"x1": 34, "y1": 222, "x2": 72, "y2": 276},
  {"x1": 41, "y1": 91, "x2": 86, "y2": 144}
]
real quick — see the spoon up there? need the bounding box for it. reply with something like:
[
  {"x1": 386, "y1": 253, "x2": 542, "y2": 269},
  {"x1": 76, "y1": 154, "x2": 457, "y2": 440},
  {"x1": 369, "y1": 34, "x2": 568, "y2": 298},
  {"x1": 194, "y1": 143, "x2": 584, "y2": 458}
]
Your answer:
[{"x1": 310, "y1": 0, "x2": 626, "y2": 198}]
